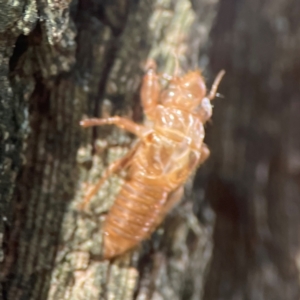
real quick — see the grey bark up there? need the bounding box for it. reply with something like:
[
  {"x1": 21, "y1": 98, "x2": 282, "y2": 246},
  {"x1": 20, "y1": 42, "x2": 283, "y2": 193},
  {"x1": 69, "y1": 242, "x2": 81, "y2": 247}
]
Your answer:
[
  {"x1": 2, "y1": 0, "x2": 299, "y2": 299},
  {"x1": 0, "y1": 0, "x2": 220, "y2": 299}
]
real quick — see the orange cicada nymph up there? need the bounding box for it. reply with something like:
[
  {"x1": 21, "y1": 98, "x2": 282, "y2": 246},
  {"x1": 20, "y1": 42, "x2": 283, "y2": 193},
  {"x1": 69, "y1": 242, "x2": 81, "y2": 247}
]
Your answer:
[{"x1": 80, "y1": 62, "x2": 225, "y2": 259}]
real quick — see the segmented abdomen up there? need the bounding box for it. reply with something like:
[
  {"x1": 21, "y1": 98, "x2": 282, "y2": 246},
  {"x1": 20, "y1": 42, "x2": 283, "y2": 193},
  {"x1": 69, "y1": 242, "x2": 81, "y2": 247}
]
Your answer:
[{"x1": 103, "y1": 178, "x2": 168, "y2": 259}]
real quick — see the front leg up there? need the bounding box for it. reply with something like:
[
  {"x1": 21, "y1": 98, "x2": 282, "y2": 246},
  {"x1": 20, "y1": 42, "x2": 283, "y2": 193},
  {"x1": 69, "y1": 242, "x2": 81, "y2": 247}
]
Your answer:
[
  {"x1": 198, "y1": 143, "x2": 210, "y2": 166},
  {"x1": 79, "y1": 142, "x2": 140, "y2": 210},
  {"x1": 141, "y1": 60, "x2": 161, "y2": 119},
  {"x1": 80, "y1": 117, "x2": 150, "y2": 139}
]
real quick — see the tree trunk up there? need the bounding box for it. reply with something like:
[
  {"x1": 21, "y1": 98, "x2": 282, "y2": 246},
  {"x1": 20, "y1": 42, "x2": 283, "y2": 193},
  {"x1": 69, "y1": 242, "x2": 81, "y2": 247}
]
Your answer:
[
  {"x1": 0, "y1": 0, "x2": 221, "y2": 299},
  {"x1": 201, "y1": 0, "x2": 300, "y2": 299},
  {"x1": 1, "y1": 0, "x2": 300, "y2": 299}
]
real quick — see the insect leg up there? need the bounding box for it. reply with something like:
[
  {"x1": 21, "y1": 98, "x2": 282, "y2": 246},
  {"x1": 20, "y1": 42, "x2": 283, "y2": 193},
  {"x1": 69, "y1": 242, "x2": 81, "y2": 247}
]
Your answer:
[
  {"x1": 79, "y1": 142, "x2": 140, "y2": 210},
  {"x1": 157, "y1": 144, "x2": 209, "y2": 219},
  {"x1": 198, "y1": 143, "x2": 210, "y2": 166},
  {"x1": 141, "y1": 60, "x2": 161, "y2": 119},
  {"x1": 155, "y1": 186, "x2": 184, "y2": 226},
  {"x1": 80, "y1": 117, "x2": 149, "y2": 139},
  {"x1": 164, "y1": 186, "x2": 184, "y2": 214},
  {"x1": 207, "y1": 70, "x2": 225, "y2": 100}
]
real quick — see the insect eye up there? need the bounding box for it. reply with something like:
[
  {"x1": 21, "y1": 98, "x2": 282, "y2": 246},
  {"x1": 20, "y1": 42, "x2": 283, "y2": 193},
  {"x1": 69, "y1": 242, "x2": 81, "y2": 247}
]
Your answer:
[
  {"x1": 199, "y1": 97, "x2": 212, "y2": 120},
  {"x1": 201, "y1": 97, "x2": 210, "y2": 108}
]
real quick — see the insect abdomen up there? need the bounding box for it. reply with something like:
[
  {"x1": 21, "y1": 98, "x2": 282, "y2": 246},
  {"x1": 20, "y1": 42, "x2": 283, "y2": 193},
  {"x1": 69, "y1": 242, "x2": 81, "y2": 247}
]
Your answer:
[{"x1": 103, "y1": 179, "x2": 167, "y2": 259}]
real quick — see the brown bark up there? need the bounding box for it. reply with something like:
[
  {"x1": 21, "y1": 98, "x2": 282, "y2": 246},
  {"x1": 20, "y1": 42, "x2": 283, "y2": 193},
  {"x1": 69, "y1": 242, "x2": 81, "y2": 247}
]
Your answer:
[
  {"x1": 0, "y1": 0, "x2": 220, "y2": 299},
  {"x1": 201, "y1": 0, "x2": 300, "y2": 299},
  {"x1": 3, "y1": 0, "x2": 299, "y2": 299}
]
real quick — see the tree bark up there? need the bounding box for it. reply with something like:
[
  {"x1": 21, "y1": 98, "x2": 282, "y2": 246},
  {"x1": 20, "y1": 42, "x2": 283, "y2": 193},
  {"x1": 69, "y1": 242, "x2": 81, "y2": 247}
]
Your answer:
[
  {"x1": 2, "y1": 0, "x2": 299, "y2": 299},
  {"x1": 201, "y1": 0, "x2": 300, "y2": 299},
  {"x1": 0, "y1": 0, "x2": 221, "y2": 299}
]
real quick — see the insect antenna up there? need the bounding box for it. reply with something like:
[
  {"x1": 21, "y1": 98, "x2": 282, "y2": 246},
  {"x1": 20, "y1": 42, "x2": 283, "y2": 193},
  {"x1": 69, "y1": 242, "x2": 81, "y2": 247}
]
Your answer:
[{"x1": 207, "y1": 70, "x2": 225, "y2": 100}]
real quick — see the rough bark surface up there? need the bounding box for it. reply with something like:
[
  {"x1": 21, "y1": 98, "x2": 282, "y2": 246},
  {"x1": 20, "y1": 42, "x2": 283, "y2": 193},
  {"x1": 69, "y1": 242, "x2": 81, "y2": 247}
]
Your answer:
[
  {"x1": 200, "y1": 0, "x2": 300, "y2": 299},
  {"x1": 2, "y1": 0, "x2": 299, "y2": 299},
  {"x1": 0, "y1": 1, "x2": 221, "y2": 300}
]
